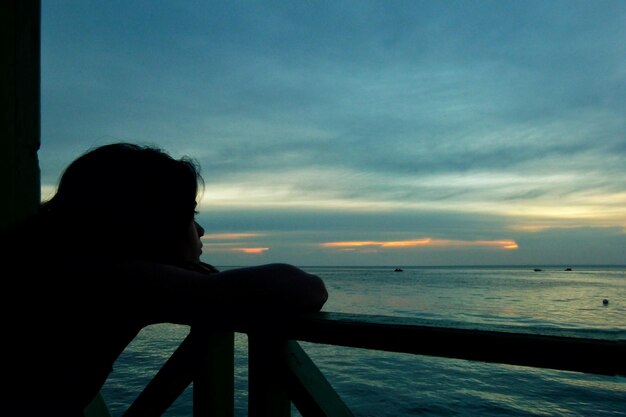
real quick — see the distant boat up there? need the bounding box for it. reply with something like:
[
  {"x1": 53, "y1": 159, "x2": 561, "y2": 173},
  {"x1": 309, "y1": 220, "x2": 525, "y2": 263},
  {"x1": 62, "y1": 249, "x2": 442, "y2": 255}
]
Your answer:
[
  {"x1": 533, "y1": 268, "x2": 542, "y2": 272},
  {"x1": 564, "y1": 268, "x2": 572, "y2": 271},
  {"x1": 394, "y1": 268, "x2": 403, "y2": 272}
]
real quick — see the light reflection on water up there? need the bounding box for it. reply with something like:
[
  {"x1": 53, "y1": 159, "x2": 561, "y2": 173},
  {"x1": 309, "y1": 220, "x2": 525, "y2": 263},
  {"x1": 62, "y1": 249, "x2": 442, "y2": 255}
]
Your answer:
[
  {"x1": 102, "y1": 266, "x2": 626, "y2": 416},
  {"x1": 318, "y1": 266, "x2": 626, "y2": 331}
]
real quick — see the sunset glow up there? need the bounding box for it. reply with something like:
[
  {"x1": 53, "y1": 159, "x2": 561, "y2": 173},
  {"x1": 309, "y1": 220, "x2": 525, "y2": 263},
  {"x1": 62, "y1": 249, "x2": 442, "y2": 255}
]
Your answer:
[
  {"x1": 232, "y1": 248, "x2": 269, "y2": 254},
  {"x1": 322, "y1": 239, "x2": 518, "y2": 250}
]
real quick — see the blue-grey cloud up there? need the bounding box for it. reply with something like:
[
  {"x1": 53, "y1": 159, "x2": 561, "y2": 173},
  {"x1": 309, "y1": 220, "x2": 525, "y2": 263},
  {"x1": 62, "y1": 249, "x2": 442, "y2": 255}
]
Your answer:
[{"x1": 41, "y1": 1, "x2": 626, "y2": 264}]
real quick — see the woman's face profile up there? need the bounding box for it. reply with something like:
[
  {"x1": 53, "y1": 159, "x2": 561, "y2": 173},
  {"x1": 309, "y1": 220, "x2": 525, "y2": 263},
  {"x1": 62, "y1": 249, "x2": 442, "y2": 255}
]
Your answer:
[{"x1": 177, "y1": 219, "x2": 204, "y2": 263}]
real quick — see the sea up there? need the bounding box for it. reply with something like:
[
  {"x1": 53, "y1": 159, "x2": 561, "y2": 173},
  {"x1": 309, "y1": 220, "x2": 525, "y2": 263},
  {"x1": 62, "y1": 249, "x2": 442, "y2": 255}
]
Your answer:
[{"x1": 101, "y1": 265, "x2": 626, "y2": 416}]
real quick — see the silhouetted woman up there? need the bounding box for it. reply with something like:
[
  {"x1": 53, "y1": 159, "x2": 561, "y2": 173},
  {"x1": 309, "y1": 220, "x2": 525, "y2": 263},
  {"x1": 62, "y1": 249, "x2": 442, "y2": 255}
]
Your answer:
[{"x1": 1, "y1": 143, "x2": 328, "y2": 416}]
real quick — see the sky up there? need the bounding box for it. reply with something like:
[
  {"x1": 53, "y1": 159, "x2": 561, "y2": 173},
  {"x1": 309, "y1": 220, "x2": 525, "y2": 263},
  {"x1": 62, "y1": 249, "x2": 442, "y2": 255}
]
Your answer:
[{"x1": 40, "y1": 1, "x2": 626, "y2": 266}]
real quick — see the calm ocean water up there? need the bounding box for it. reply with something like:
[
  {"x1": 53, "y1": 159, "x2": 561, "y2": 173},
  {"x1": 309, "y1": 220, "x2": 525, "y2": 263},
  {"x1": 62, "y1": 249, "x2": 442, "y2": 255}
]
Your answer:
[{"x1": 102, "y1": 266, "x2": 626, "y2": 416}]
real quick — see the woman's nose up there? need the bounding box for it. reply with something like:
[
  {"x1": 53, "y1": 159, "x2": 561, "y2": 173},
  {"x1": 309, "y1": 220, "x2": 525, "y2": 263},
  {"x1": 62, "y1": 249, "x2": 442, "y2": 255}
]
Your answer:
[{"x1": 195, "y1": 221, "x2": 205, "y2": 237}]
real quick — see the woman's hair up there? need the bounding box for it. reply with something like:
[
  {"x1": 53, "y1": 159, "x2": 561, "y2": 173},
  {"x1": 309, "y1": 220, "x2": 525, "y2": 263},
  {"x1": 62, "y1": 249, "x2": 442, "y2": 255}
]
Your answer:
[{"x1": 41, "y1": 142, "x2": 203, "y2": 261}]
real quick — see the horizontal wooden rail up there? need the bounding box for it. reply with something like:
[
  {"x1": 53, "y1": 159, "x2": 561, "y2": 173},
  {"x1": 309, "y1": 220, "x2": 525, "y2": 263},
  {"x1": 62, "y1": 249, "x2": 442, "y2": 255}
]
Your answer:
[
  {"x1": 111, "y1": 312, "x2": 624, "y2": 417},
  {"x1": 281, "y1": 312, "x2": 625, "y2": 377}
]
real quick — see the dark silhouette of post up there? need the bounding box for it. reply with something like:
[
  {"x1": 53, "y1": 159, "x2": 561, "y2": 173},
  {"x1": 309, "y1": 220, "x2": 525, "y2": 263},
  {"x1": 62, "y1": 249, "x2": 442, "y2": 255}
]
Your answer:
[{"x1": 0, "y1": 0, "x2": 41, "y2": 232}]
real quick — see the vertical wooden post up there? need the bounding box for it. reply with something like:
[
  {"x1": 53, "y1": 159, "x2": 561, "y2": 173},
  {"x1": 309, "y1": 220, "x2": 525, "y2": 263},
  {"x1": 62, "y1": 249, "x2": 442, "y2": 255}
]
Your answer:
[
  {"x1": 248, "y1": 335, "x2": 291, "y2": 417},
  {"x1": 0, "y1": 0, "x2": 41, "y2": 231},
  {"x1": 283, "y1": 341, "x2": 354, "y2": 417},
  {"x1": 123, "y1": 328, "x2": 235, "y2": 417},
  {"x1": 192, "y1": 329, "x2": 235, "y2": 417}
]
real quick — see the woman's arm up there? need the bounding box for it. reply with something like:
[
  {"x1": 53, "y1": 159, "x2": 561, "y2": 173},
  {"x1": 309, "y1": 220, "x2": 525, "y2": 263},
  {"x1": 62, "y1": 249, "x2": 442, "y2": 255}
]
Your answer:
[
  {"x1": 215, "y1": 263, "x2": 328, "y2": 313},
  {"x1": 119, "y1": 261, "x2": 328, "y2": 325}
]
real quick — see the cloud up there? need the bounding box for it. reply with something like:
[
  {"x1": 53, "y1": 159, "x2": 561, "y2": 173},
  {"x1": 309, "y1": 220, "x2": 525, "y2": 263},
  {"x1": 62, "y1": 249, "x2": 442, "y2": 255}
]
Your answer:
[
  {"x1": 202, "y1": 233, "x2": 263, "y2": 240},
  {"x1": 322, "y1": 238, "x2": 518, "y2": 250},
  {"x1": 40, "y1": 2, "x2": 626, "y2": 265},
  {"x1": 201, "y1": 232, "x2": 270, "y2": 254},
  {"x1": 202, "y1": 241, "x2": 270, "y2": 254},
  {"x1": 197, "y1": 165, "x2": 626, "y2": 233},
  {"x1": 231, "y1": 248, "x2": 270, "y2": 254}
]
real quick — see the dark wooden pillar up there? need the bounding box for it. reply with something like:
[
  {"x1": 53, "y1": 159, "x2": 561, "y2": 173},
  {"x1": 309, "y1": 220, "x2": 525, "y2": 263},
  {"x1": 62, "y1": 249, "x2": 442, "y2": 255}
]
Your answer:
[{"x1": 0, "y1": 0, "x2": 41, "y2": 231}]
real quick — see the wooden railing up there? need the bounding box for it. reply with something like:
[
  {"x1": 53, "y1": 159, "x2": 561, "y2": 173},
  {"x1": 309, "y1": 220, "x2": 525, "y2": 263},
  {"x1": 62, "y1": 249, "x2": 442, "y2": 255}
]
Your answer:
[{"x1": 91, "y1": 312, "x2": 625, "y2": 417}]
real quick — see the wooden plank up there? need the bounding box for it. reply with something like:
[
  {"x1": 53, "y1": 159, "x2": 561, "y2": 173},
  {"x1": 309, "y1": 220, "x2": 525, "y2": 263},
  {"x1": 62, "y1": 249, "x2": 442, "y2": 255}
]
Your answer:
[
  {"x1": 0, "y1": 0, "x2": 41, "y2": 232},
  {"x1": 123, "y1": 332, "x2": 196, "y2": 417},
  {"x1": 248, "y1": 335, "x2": 291, "y2": 417},
  {"x1": 84, "y1": 392, "x2": 113, "y2": 417},
  {"x1": 123, "y1": 329, "x2": 235, "y2": 417},
  {"x1": 192, "y1": 329, "x2": 235, "y2": 417},
  {"x1": 286, "y1": 312, "x2": 625, "y2": 376},
  {"x1": 284, "y1": 341, "x2": 354, "y2": 417}
]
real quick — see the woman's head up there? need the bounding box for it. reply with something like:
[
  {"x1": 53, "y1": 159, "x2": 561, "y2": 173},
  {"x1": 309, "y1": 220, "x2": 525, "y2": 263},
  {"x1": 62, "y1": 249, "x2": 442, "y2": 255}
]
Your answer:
[{"x1": 43, "y1": 143, "x2": 204, "y2": 262}]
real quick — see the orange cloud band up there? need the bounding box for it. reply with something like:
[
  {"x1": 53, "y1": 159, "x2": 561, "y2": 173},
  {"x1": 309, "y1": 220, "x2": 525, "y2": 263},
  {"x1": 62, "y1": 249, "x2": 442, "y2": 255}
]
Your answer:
[
  {"x1": 203, "y1": 244, "x2": 270, "y2": 253},
  {"x1": 322, "y1": 238, "x2": 518, "y2": 250},
  {"x1": 232, "y1": 247, "x2": 269, "y2": 254}
]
